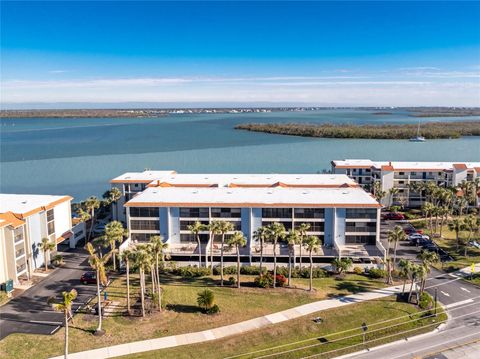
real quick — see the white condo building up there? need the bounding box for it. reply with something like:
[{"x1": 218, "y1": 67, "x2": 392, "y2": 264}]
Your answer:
[
  {"x1": 111, "y1": 171, "x2": 384, "y2": 263},
  {"x1": 0, "y1": 194, "x2": 73, "y2": 285},
  {"x1": 332, "y1": 160, "x2": 480, "y2": 207}
]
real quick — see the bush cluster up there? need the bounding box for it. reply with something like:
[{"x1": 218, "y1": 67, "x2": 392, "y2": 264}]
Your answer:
[
  {"x1": 212, "y1": 265, "x2": 265, "y2": 276},
  {"x1": 276, "y1": 266, "x2": 328, "y2": 279},
  {"x1": 419, "y1": 292, "x2": 433, "y2": 310},
  {"x1": 253, "y1": 272, "x2": 288, "y2": 288},
  {"x1": 171, "y1": 265, "x2": 210, "y2": 278},
  {"x1": 206, "y1": 304, "x2": 220, "y2": 314},
  {"x1": 368, "y1": 268, "x2": 387, "y2": 279}
]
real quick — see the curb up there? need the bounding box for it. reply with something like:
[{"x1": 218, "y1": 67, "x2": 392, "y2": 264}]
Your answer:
[{"x1": 335, "y1": 319, "x2": 447, "y2": 359}]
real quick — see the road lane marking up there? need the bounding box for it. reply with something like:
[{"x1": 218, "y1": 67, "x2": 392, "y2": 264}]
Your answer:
[
  {"x1": 440, "y1": 291, "x2": 450, "y2": 297},
  {"x1": 444, "y1": 299, "x2": 474, "y2": 309},
  {"x1": 460, "y1": 287, "x2": 471, "y2": 293},
  {"x1": 29, "y1": 320, "x2": 62, "y2": 325}
]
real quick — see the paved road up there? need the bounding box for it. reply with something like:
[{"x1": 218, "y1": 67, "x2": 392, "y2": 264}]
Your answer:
[
  {"x1": 0, "y1": 248, "x2": 97, "y2": 339},
  {"x1": 345, "y1": 269, "x2": 480, "y2": 359}
]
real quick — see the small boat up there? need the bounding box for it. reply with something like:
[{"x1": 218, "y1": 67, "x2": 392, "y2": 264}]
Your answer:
[{"x1": 409, "y1": 122, "x2": 426, "y2": 142}]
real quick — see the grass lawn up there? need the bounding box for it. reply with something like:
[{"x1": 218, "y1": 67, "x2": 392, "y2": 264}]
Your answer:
[
  {"x1": 122, "y1": 296, "x2": 447, "y2": 359},
  {"x1": 413, "y1": 219, "x2": 480, "y2": 272},
  {"x1": 0, "y1": 272, "x2": 387, "y2": 359}
]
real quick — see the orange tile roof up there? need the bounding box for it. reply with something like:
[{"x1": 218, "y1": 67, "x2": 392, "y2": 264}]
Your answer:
[
  {"x1": 453, "y1": 163, "x2": 468, "y2": 170},
  {"x1": 381, "y1": 165, "x2": 394, "y2": 171},
  {"x1": 0, "y1": 212, "x2": 25, "y2": 229}
]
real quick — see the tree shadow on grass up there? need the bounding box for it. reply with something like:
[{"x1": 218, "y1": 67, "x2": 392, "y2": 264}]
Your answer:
[
  {"x1": 334, "y1": 281, "x2": 377, "y2": 294},
  {"x1": 166, "y1": 304, "x2": 202, "y2": 314}
]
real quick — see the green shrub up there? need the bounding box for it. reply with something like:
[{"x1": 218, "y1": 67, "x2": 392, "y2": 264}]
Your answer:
[
  {"x1": 206, "y1": 304, "x2": 220, "y2": 315},
  {"x1": 276, "y1": 266, "x2": 328, "y2": 279},
  {"x1": 228, "y1": 276, "x2": 236, "y2": 286},
  {"x1": 275, "y1": 274, "x2": 287, "y2": 287},
  {"x1": 52, "y1": 254, "x2": 64, "y2": 266},
  {"x1": 0, "y1": 291, "x2": 9, "y2": 306},
  {"x1": 173, "y1": 265, "x2": 210, "y2": 278},
  {"x1": 254, "y1": 273, "x2": 274, "y2": 288},
  {"x1": 419, "y1": 292, "x2": 433, "y2": 310},
  {"x1": 240, "y1": 265, "x2": 264, "y2": 275},
  {"x1": 353, "y1": 266, "x2": 364, "y2": 275},
  {"x1": 212, "y1": 265, "x2": 237, "y2": 275},
  {"x1": 368, "y1": 268, "x2": 387, "y2": 279},
  {"x1": 197, "y1": 289, "x2": 215, "y2": 312}
]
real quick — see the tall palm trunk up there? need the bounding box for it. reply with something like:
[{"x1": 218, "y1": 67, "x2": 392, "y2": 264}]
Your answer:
[
  {"x1": 64, "y1": 311, "x2": 69, "y2": 359},
  {"x1": 259, "y1": 239, "x2": 264, "y2": 273},
  {"x1": 140, "y1": 269, "x2": 145, "y2": 317},
  {"x1": 150, "y1": 264, "x2": 156, "y2": 294},
  {"x1": 273, "y1": 240, "x2": 277, "y2": 288},
  {"x1": 44, "y1": 249, "x2": 48, "y2": 272},
  {"x1": 126, "y1": 260, "x2": 131, "y2": 315},
  {"x1": 156, "y1": 254, "x2": 161, "y2": 310},
  {"x1": 236, "y1": 244, "x2": 241, "y2": 288},
  {"x1": 96, "y1": 268, "x2": 102, "y2": 332},
  {"x1": 299, "y1": 244, "x2": 303, "y2": 271},
  {"x1": 210, "y1": 233, "x2": 214, "y2": 271},
  {"x1": 88, "y1": 209, "x2": 95, "y2": 241},
  {"x1": 393, "y1": 241, "x2": 398, "y2": 267},
  {"x1": 196, "y1": 234, "x2": 202, "y2": 267},
  {"x1": 220, "y1": 233, "x2": 225, "y2": 286},
  {"x1": 408, "y1": 276, "x2": 415, "y2": 303},
  {"x1": 309, "y1": 250, "x2": 314, "y2": 291},
  {"x1": 288, "y1": 247, "x2": 292, "y2": 287},
  {"x1": 112, "y1": 244, "x2": 117, "y2": 271}
]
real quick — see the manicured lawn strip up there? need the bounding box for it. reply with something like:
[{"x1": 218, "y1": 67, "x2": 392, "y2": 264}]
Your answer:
[
  {"x1": 0, "y1": 273, "x2": 386, "y2": 359},
  {"x1": 123, "y1": 296, "x2": 446, "y2": 359}
]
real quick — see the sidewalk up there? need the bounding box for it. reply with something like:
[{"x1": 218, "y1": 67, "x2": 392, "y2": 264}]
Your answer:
[{"x1": 50, "y1": 284, "x2": 403, "y2": 359}]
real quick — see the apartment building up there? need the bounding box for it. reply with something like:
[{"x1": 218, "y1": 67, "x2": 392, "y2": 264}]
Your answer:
[
  {"x1": 112, "y1": 171, "x2": 384, "y2": 263},
  {"x1": 0, "y1": 194, "x2": 73, "y2": 285},
  {"x1": 332, "y1": 160, "x2": 480, "y2": 207}
]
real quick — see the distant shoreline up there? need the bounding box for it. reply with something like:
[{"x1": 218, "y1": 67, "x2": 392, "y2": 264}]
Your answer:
[
  {"x1": 235, "y1": 121, "x2": 480, "y2": 140},
  {"x1": 1, "y1": 107, "x2": 480, "y2": 118}
]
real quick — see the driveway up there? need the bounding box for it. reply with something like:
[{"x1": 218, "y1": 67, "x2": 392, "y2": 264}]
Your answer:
[
  {"x1": 380, "y1": 219, "x2": 422, "y2": 260},
  {"x1": 0, "y1": 247, "x2": 97, "y2": 339}
]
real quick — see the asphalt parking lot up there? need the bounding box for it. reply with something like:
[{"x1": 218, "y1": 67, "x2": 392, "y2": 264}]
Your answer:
[{"x1": 0, "y1": 247, "x2": 97, "y2": 339}]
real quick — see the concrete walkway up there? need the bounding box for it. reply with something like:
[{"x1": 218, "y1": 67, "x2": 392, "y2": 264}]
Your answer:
[{"x1": 50, "y1": 284, "x2": 403, "y2": 359}]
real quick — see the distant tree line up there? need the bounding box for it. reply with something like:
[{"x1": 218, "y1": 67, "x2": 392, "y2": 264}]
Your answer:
[{"x1": 235, "y1": 121, "x2": 480, "y2": 139}]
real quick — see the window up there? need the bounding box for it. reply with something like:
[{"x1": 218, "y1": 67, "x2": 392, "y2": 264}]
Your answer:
[
  {"x1": 399, "y1": 172, "x2": 404, "y2": 175},
  {"x1": 365, "y1": 169, "x2": 371, "y2": 173},
  {"x1": 180, "y1": 233, "x2": 209, "y2": 243},
  {"x1": 179, "y1": 207, "x2": 209, "y2": 218},
  {"x1": 399, "y1": 181, "x2": 404, "y2": 184},
  {"x1": 345, "y1": 235, "x2": 376, "y2": 245},
  {"x1": 294, "y1": 208, "x2": 324, "y2": 219},
  {"x1": 46, "y1": 209, "x2": 55, "y2": 235},
  {"x1": 345, "y1": 209, "x2": 377, "y2": 219},
  {"x1": 13, "y1": 228, "x2": 23, "y2": 243},
  {"x1": 411, "y1": 172, "x2": 417, "y2": 175},
  {"x1": 130, "y1": 220, "x2": 159, "y2": 231},
  {"x1": 345, "y1": 222, "x2": 377, "y2": 233},
  {"x1": 129, "y1": 207, "x2": 159, "y2": 217},
  {"x1": 47, "y1": 209, "x2": 54, "y2": 222},
  {"x1": 262, "y1": 208, "x2": 292, "y2": 218},
  {"x1": 211, "y1": 208, "x2": 241, "y2": 218},
  {"x1": 294, "y1": 222, "x2": 324, "y2": 232},
  {"x1": 131, "y1": 233, "x2": 155, "y2": 242}
]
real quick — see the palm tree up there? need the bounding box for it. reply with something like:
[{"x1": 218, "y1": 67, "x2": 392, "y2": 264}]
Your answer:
[
  {"x1": 197, "y1": 289, "x2": 214, "y2": 312},
  {"x1": 448, "y1": 218, "x2": 465, "y2": 251},
  {"x1": 373, "y1": 181, "x2": 386, "y2": 204},
  {"x1": 413, "y1": 264, "x2": 428, "y2": 303},
  {"x1": 47, "y1": 289, "x2": 78, "y2": 359},
  {"x1": 463, "y1": 214, "x2": 478, "y2": 256},
  {"x1": 84, "y1": 196, "x2": 100, "y2": 241},
  {"x1": 104, "y1": 221, "x2": 127, "y2": 271},
  {"x1": 86, "y1": 242, "x2": 112, "y2": 334},
  {"x1": 398, "y1": 259, "x2": 412, "y2": 295},
  {"x1": 253, "y1": 226, "x2": 268, "y2": 273},
  {"x1": 331, "y1": 257, "x2": 352, "y2": 275},
  {"x1": 133, "y1": 246, "x2": 151, "y2": 317},
  {"x1": 407, "y1": 263, "x2": 420, "y2": 303},
  {"x1": 103, "y1": 187, "x2": 122, "y2": 221},
  {"x1": 296, "y1": 223, "x2": 310, "y2": 270},
  {"x1": 149, "y1": 235, "x2": 168, "y2": 310},
  {"x1": 304, "y1": 235, "x2": 321, "y2": 291},
  {"x1": 217, "y1": 221, "x2": 234, "y2": 286},
  {"x1": 266, "y1": 222, "x2": 286, "y2": 288},
  {"x1": 119, "y1": 248, "x2": 133, "y2": 315},
  {"x1": 187, "y1": 220, "x2": 206, "y2": 267},
  {"x1": 227, "y1": 231, "x2": 247, "y2": 288},
  {"x1": 285, "y1": 229, "x2": 300, "y2": 287},
  {"x1": 208, "y1": 220, "x2": 221, "y2": 271},
  {"x1": 388, "y1": 187, "x2": 399, "y2": 208},
  {"x1": 422, "y1": 202, "x2": 435, "y2": 235},
  {"x1": 387, "y1": 225, "x2": 405, "y2": 266},
  {"x1": 39, "y1": 237, "x2": 55, "y2": 272},
  {"x1": 417, "y1": 250, "x2": 439, "y2": 294}
]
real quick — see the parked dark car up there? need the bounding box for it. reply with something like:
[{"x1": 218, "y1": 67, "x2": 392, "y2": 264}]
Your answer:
[
  {"x1": 80, "y1": 271, "x2": 97, "y2": 285},
  {"x1": 383, "y1": 212, "x2": 405, "y2": 220}
]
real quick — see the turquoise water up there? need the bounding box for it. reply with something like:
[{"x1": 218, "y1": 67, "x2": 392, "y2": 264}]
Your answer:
[{"x1": 1, "y1": 109, "x2": 479, "y2": 200}]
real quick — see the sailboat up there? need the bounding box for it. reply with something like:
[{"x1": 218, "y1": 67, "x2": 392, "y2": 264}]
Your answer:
[{"x1": 409, "y1": 122, "x2": 426, "y2": 142}]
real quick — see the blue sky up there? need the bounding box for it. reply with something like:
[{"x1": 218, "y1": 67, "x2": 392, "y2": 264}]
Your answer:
[{"x1": 1, "y1": 1, "x2": 479, "y2": 107}]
